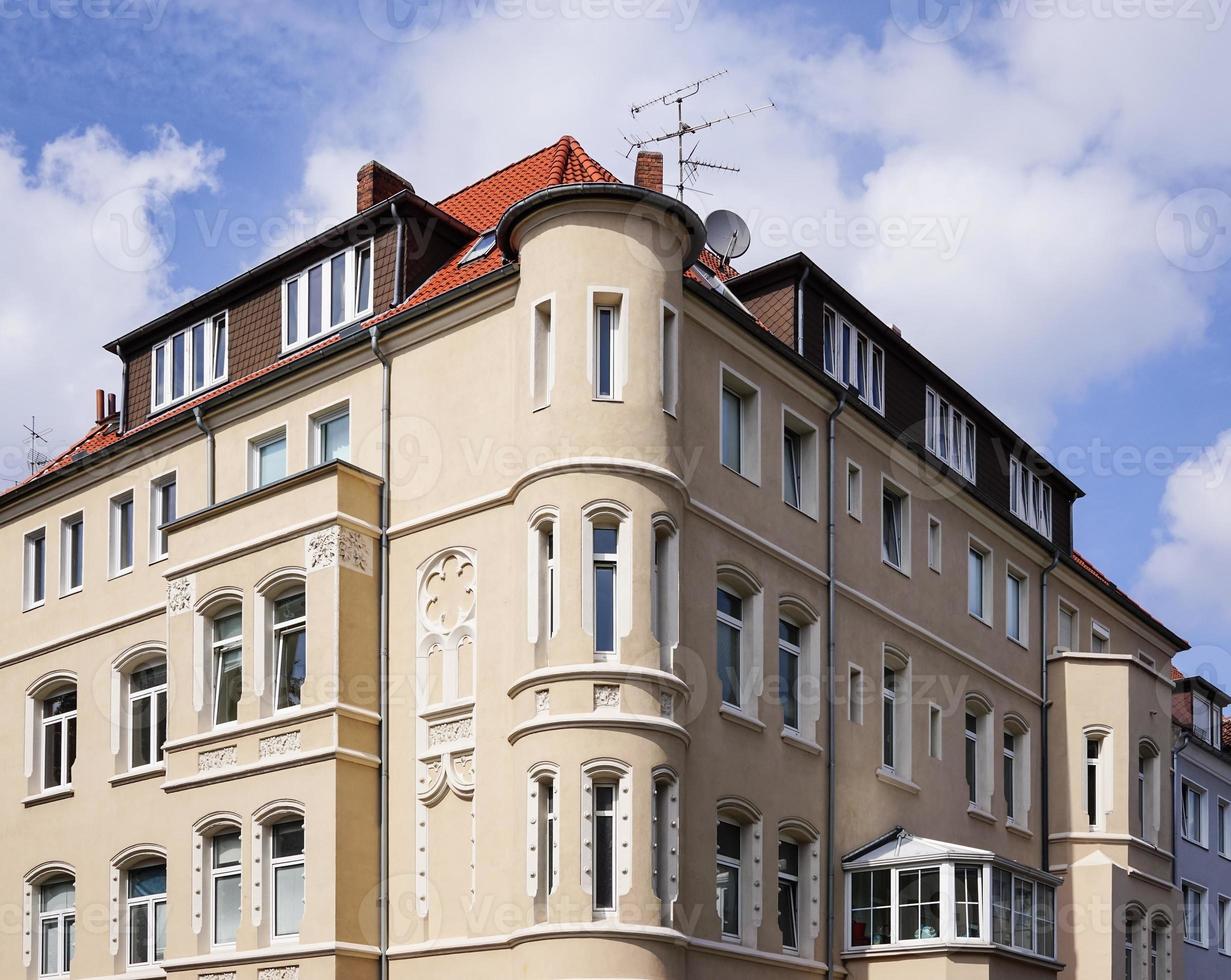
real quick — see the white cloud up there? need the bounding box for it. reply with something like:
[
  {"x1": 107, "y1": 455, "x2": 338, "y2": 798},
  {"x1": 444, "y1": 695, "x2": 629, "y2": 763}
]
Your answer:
[
  {"x1": 0, "y1": 125, "x2": 221, "y2": 483},
  {"x1": 1139, "y1": 429, "x2": 1231, "y2": 639}
]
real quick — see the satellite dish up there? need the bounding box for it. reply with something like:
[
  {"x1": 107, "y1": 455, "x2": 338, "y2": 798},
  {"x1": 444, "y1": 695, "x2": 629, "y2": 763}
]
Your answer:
[{"x1": 705, "y1": 209, "x2": 752, "y2": 264}]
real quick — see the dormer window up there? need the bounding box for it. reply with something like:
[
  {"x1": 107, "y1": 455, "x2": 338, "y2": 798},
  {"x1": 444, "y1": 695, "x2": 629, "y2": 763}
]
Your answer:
[
  {"x1": 1193, "y1": 694, "x2": 1215, "y2": 745},
  {"x1": 925, "y1": 388, "x2": 976, "y2": 482},
  {"x1": 459, "y1": 230, "x2": 497, "y2": 265},
  {"x1": 151, "y1": 312, "x2": 228, "y2": 411},
  {"x1": 1009, "y1": 457, "x2": 1052, "y2": 539},
  {"x1": 282, "y1": 240, "x2": 374, "y2": 351},
  {"x1": 823, "y1": 313, "x2": 884, "y2": 414}
]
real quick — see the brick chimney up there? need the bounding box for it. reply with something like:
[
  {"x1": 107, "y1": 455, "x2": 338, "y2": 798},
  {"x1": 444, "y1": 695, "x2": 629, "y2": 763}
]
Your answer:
[
  {"x1": 634, "y1": 151, "x2": 664, "y2": 195},
  {"x1": 356, "y1": 161, "x2": 415, "y2": 213}
]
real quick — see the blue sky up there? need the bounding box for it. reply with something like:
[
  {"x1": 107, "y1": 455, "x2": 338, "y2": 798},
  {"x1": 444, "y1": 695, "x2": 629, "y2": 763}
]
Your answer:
[{"x1": 2, "y1": 0, "x2": 1230, "y2": 685}]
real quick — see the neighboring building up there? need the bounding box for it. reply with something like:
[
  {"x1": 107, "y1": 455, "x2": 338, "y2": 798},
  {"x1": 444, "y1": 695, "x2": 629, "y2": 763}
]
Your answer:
[
  {"x1": 0, "y1": 136, "x2": 1189, "y2": 980},
  {"x1": 1172, "y1": 671, "x2": 1231, "y2": 977}
]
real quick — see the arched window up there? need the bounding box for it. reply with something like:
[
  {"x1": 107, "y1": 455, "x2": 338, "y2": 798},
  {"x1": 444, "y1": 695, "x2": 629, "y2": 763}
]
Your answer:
[
  {"x1": 24, "y1": 863, "x2": 76, "y2": 976},
  {"x1": 583, "y1": 502, "x2": 631, "y2": 662},
  {"x1": 778, "y1": 597, "x2": 821, "y2": 745},
  {"x1": 651, "y1": 515, "x2": 680, "y2": 672},
  {"x1": 527, "y1": 508, "x2": 559, "y2": 668},
  {"x1": 1138, "y1": 739, "x2": 1161, "y2": 846},
  {"x1": 881, "y1": 648, "x2": 912, "y2": 780},
  {"x1": 112, "y1": 643, "x2": 168, "y2": 774},
  {"x1": 652, "y1": 767, "x2": 680, "y2": 925},
  {"x1": 715, "y1": 797, "x2": 762, "y2": 947},
  {"x1": 526, "y1": 763, "x2": 560, "y2": 914},
  {"x1": 110, "y1": 845, "x2": 167, "y2": 968},
  {"x1": 716, "y1": 564, "x2": 764, "y2": 718},
  {"x1": 1083, "y1": 725, "x2": 1113, "y2": 831},
  {"x1": 778, "y1": 819, "x2": 820, "y2": 957},
  {"x1": 581, "y1": 759, "x2": 632, "y2": 916},
  {"x1": 253, "y1": 800, "x2": 306, "y2": 942},
  {"x1": 254, "y1": 569, "x2": 308, "y2": 714},
  {"x1": 1003, "y1": 714, "x2": 1031, "y2": 828},
  {"x1": 25, "y1": 672, "x2": 77, "y2": 798},
  {"x1": 195, "y1": 589, "x2": 245, "y2": 730},
  {"x1": 1149, "y1": 914, "x2": 1171, "y2": 980},
  {"x1": 964, "y1": 695, "x2": 994, "y2": 814},
  {"x1": 192, "y1": 813, "x2": 243, "y2": 948}
]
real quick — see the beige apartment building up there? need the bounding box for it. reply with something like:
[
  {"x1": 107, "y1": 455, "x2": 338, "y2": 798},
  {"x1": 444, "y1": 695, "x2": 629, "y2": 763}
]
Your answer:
[{"x1": 0, "y1": 136, "x2": 1188, "y2": 980}]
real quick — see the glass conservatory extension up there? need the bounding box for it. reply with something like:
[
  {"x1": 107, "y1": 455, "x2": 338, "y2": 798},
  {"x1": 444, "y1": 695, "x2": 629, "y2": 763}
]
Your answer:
[{"x1": 843, "y1": 831, "x2": 1058, "y2": 961}]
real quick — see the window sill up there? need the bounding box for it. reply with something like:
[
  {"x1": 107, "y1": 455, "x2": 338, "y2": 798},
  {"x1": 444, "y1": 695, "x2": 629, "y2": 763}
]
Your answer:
[
  {"x1": 721, "y1": 462, "x2": 761, "y2": 488},
  {"x1": 882, "y1": 558, "x2": 911, "y2": 579},
  {"x1": 1007, "y1": 635, "x2": 1029, "y2": 651},
  {"x1": 1181, "y1": 834, "x2": 1210, "y2": 850},
  {"x1": 847, "y1": 510, "x2": 862, "y2": 523},
  {"x1": 967, "y1": 805, "x2": 996, "y2": 825},
  {"x1": 875, "y1": 767, "x2": 919, "y2": 795},
  {"x1": 59, "y1": 586, "x2": 83, "y2": 600},
  {"x1": 969, "y1": 612, "x2": 992, "y2": 629},
  {"x1": 591, "y1": 396, "x2": 625, "y2": 404},
  {"x1": 109, "y1": 566, "x2": 134, "y2": 582},
  {"x1": 150, "y1": 376, "x2": 229, "y2": 418},
  {"x1": 110, "y1": 764, "x2": 166, "y2": 788},
  {"x1": 719, "y1": 704, "x2": 766, "y2": 733},
  {"x1": 784, "y1": 501, "x2": 819, "y2": 523},
  {"x1": 148, "y1": 554, "x2": 168, "y2": 566},
  {"x1": 1006, "y1": 821, "x2": 1034, "y2": 840},
  {"x1": 1183, "y1": 938, "x2": 1210, "y2": 950},
  {"x1": 280, "y1": 311, "x2": 371, "y2": 358},
  {"x1": 781, "y1": 730, "x2": 822, "y2": 755},
  {"x1": 22, "y1": 600, "x2": 45, "y2": 613},
  {"x1": 23, "y1": 786, "x2": 73, "y2": 808}
]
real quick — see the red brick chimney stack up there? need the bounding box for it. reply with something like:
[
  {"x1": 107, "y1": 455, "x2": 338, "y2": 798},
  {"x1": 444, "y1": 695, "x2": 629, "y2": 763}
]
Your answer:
[
  {"x1": 634, "y1": 151, "x2": 664, "y2": 195},
  {"x1": 356, "y1": 161, "x2": 416, "y2": 213}
]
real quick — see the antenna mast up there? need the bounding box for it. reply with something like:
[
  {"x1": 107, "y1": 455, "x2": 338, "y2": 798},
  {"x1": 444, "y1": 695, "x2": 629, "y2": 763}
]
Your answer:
[
  {"x1": 22, "y1": 416, "x2": 52, "y2": 477},
  {"x1": 624, "y1": 70, "x2": 775, "y2": 201}
]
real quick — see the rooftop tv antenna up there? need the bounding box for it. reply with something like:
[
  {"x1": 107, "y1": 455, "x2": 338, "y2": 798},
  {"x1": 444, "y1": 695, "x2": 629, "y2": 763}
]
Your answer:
[
  {"x1": 623, "y1": 70, "x2": 775, "y2": 201},
  {"x1": 22, "y1": 416, "x2": 52, "y2": 476}
]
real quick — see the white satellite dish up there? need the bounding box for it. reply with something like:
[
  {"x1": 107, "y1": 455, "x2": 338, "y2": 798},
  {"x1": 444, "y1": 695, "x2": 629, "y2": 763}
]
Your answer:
[{"x1": 705, "y1": 209, "x2": 752, "y2": 264}]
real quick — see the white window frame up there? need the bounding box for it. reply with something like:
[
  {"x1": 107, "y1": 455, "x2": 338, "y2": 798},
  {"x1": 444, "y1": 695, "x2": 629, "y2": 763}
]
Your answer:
[
  {"x1": 109, "y1": 489, "x2": 136, "y2": 579},
  {"x1": 40, "y1": 688, "x2": 77, "y2": 793},
  {"x1": 125, "y1": 863, "x2": 166, "y2": 967},
  {"x1": 925, "y1": 387, "x2": 976, "y2": 482},
  {"x1": 778, "y1": 616, "x2": 802, "y2": 734},
  {"x1": 716, "y1": 567, "x2": 764, "y2": 720},
  {"x1": 831, "y1": 315, "x2": 885, "y2": 413},
  {"x1": 581, "y1": 504, "x2": 631, "y2": 664},
  {"x1": 1219, "y1": 895, "x2": 1231, "y2": 954},
  {"x1": 660, "y1": 300, "x2": 679, "y2": 417},
  {"x1": 821, "y1": 305, "x2": 839, "y2": 379},
  {"x1": 967, "y1": 537, "x2": 992, "y2": 625},
  {"x1": 1056, "y1": 599, "x2": 1077, "y2": 653},
  {"x1": 459, "y1": 230, "x2": 496, "y2": 265},
  {"x1": 651, "y1": 769, "x2": 680, "y2": 921},
  {"x1": 1003, "y1": 722, "x2": 1032, "y2": 827},
  {"x1": 1183, "y1": 779, "x2": 1209, "y2": 848},
  {"x1": 1219, "y1": 798, "x2": 1231, "y2": 859},
  {"x1": 528, "y1": 510, "x2": 560, "y2": 662},
  {"x1": 587, "y1": 286, "x2": 628, "y2": 401},
  {"x1": 591, "y1": 524, "x2": 619, "y2": 662},
  {"x1": 778, "y1": 837, "x2": 802, "y2": 953},
  {"x1": 281, "y1": 241, "x2": 374, "y2": 353},
  {"x1": 880, "y1": 478, "x2": 910, "y2": 575},
  {"x1": 150, "y1": 311, "x2": 229, "y2": 412},
  {"x1": 1183, "y1": 880, "x2": 1208, "y2": 947},
  {"x1": 249, "y1": 428, "x2": 288, "y2": 490},
  {"x1": 59, "y1": 512, "x2": 84, "y2": 596},
  {"x1": 128, "y1": 660, "x2": 167, "y2": 771},
  {"x1": 270, "y1": 819, "x2": 305, "y2": 940},
  {"x1": 211, "y1": 607, "x2": 243, "y2": 728},
  {"x1": 651, "y1": 516, "x2": 680, "y2": 672},
  {"x1": 1009, "y1": 456, "x2": 1053, "y2": 539},
  {"x1": 310, "y1": 403, "x2": 350, "y2": 466},
  {"x1": 1085, "y1": 729, "x2": 1112, "y2": 832},
  {"x1": 581, "y1": 762, "x2": 631, "y2": 917},
  {"x1": 782, "y1": 407, "x2": 819, "y2": 518},
  {"x1": 881, "y1": 649, "x2": 912, "y2": 781},
  {"x1": 527, "y1": 766, "x2": 560, "y2": 903},
  {"x1": 846, "y1": 460, "x2": 863, "y2": 521},
  {"x1": 717, "y1": 818, "x2": 743, "y2": 940},
  {"x1": 37, "y1": 878, "x2": 75, "y2": 978},
  {"x1": 149, "y1": 472, "x2": 176, "y2": 563},
  {"x1": 1138, "y1": 744, "x2": 1161, "y2": 846},
  {"x1": 928, "y1": 703, "x2": 942, "y2": 760},
  {"x1": 927, "y1": 516, "x2": 942, "y2": 573},
  {"x1": 1193, "y1": 693, "x2": 1215, "y2": 745},
  {"x1": 964, "y1": 700, "x2": 994, "y2": 815},
  {"x1": 1005, "y1": 565, "x2": 1028, "y2": 647},
  {"x1": 531, "y1": 294, "x2": 555, "y2": 411},
  {"x1": 24, "y1": 526, "x2": 47, "y2": 610},
  {"x1": 719, "y1": 364, "x2": 761, "y2": 483},
  {"x1": 210, "y1": 831, "x2": 242, "y2": 948},
  {"x1": 1091, "y1": 620, "x2": 1110, "y2": 654},
  {"x1": 272, "y1": 591, "x2": 307, "y2": 712},
  {"x1": 849, "y1": 665, "x2": 865, "y2": 725}
]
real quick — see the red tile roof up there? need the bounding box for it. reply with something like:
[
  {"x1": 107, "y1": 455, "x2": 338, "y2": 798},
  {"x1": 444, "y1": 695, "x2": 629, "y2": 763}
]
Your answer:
[{"x1": 1071, "y1": 550, "x2": 1175, "y2": 645}]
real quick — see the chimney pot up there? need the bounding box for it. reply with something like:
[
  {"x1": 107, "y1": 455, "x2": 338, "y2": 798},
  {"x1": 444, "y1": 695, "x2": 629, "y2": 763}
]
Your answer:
[
  {"x1": 107, "y1": 393, "x2": 117, "y2": 418},
  {"x1": 95, "y1": 389, "x2": 105, "y2": 425},
  {"x1": 634, "y1": 151, "x2": 664, "y2": 195},
  {"x1": 356, "y1": 161, "x2": 416, "y2": 213}
]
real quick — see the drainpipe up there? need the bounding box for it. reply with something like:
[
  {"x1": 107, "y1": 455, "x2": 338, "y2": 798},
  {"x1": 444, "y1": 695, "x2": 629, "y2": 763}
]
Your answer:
[
  {"x1": 825, "y1": 384, "x2": 850, "y2": 977},
  {"x1": 118, "y1": 357, "x2": 128, "y2": 434},
  {"x1": 1039, "y1": 549, "x2": 1060, "y2": 873},
  {"x1": 1171, "y1": 731, "x2": 1191, "y2": 886},
  {"x1": 370, "y1": 328, "x2": 392, "y2": 980},
  {"x1": 192, "y1": 406, "x2": 214, "y2": 506},
  {"x1": 391, "y1": 202, "x2": 405, "y2": 307},
  {"x1": 795, "y1": 264, "x2": 811, "y2": 358}
]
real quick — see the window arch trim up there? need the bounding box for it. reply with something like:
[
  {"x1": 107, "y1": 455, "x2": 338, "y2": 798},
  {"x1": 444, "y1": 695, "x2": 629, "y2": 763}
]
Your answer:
[{"x1": 22, "y1": 862, "x2": 75, "y2": 969}]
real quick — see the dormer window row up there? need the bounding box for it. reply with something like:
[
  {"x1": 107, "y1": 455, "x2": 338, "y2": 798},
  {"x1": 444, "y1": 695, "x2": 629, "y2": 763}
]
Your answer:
[
  {"x1": 1009, "y1": 457, "x2": 1052, "y2": 540},
  {"x1": 151, "y1": 313, "x2": 228, "y2": 412},
  {"x1": 282, "y1": 239, "x2": 374, "y2": 352},
  {"x1": 821, "y1": 307, "x2": 884, "y2": 415}
]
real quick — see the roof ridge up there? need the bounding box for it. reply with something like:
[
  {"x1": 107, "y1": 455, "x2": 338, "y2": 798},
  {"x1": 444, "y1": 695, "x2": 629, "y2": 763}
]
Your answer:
[{"x1": 436, "y1": 135, "x2": 582, "y2": 215}]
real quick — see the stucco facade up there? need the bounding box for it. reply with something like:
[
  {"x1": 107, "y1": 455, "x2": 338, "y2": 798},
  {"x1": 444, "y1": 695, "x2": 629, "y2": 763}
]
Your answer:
[{"x1": 0, "y1": 138, "x2": 1187, "y2": 980}]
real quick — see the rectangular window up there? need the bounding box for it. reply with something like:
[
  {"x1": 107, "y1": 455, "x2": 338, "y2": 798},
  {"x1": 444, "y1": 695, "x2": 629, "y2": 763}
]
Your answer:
[
  {"x1": 282, "y1": 242, "x2": 373, "y2": 351},
  {"x1": 274, "y1": 592, "x2": 307, "y2": 710},
  {"x1": 721, "y1": 386, "x2": 742, "y2": 471},
  {"x1": 1057, "y1": 601, "x2": 1076, "y2": 652},
  {"x1": 129, "y1": 662, "x2": 167, "y2": 770},
  {"x1": 127, "y1": 864, "x2": 166, "y2": 966},
  {"x1": 1087, "y1": 738, "x2": 1103, "y2": 829},
  {"x1": 39, "y1": 879, "x2": 75, "y2": 978},
  {"x1": 212, "y1": 611, "x2": 242, "y2": 726},
  {"x1": 822, "y1": 306, "x2": 838, "y2": 377},
  {"x1": 313, "y1": 407, "x2": 350, "y2": 465},
  {"x1": 1004, "y1": 731, "x2": 1017, "y2": 821},
  {"x1": 661, "y1": 302, "x2": 678, "y2": 415},
  {"x1": 1012, "y1": 876, "x2": 1035, "y2": 950},
  {"x1": 150, "y1": 313, "x2": 228, "y2": 411},
  {"x1": 1006, "y1": 569, "x2": 1026, "y2": 644},
  {"x1": 898, "y1": 867, "x2": 941, "y2": 942},
  {"x1": 778, "y1": 840, "x2": 799, "y2": 952},
  {"x1": 849, "y1": 868, "x2": 891, "y2": 947},
  {"x1": 1091, "y1": 620, "x2": 1110, "y2": 654},
  {"x1": 593, "y1": 527, "x2": 618, "y2": 660},
  {"x1": 925, "y1": 387, "x2": 976, "y2": 481},
  {"x1": 595, "y1": 305, "x2": 617, "y2": 399},
  {"x1": 965, "y1": 712, "x2": 979, "y2": 805},
  {"x1": 992, "y1": 869, "x2": 1012, "y2": 946},
  {"x1": 110, "y1": 491, "x2": 135, "y2": 577},
  {"x1": 717, "y1": 588, "x2": 743, "y2": 708},
  {"x1": 720, "y1": 367, "x2": 759, "y2": 481},
  {"x1": 532, "y1": 297, "x2": 554, "y2": 410},
  {"x1": 847, "y1": 462, "x2": 862, "y2": 520},
  {"x1": 1184, "y1": 882, "x2": 1207, "y2": 945},
  {"x1": 594, "y1": 782, "x2": 617, "y2": 912},
  {"x1": 150, "y1": 474, "x2": 176, "y2": 561},
  {"x1": 1194, "y1": 695, "x2": 1214, "y2": 744},
  {"x1": 211, "y1": 833, "x2": 242, "y2": 946},
  {"x1": 882, "y1": 667, "x2": 897, "y2": 771},
  {"x1": 24, "y1": 528, "x2": 46, "y2": 608},
  {"x1": 1009, "y1": 457, "x2": 1053, "y2": 539},
  {"x1": 783, "y1": 428, "x2": 803, "y2": 510},
  {"x1": 717, "y1": 820, "x2": 742, "y2": 938},
  {"x1": 1184, "y1": 782, "x2": 1206, "y2": 844},
  {"x1": 41, "y1": 689, "x2": 77, "y2": 791},
  {"x1": 955, "y1": 864, "x2": 981, "y2": 939},
  {"x1": 837, "y1": 317, "x2": 885, "y2": 413},
  {"x1": 541, "y1": 778, "x2": 558, "y2": 898},
  {"x1": 251, "y1": 431, "x2": 287, "y2": 489},
  {"x1": 928, "y1": 704, "x2": 942, "y2": 759},
  {"x1": 61, "y1": 513, "x2": 84, "y2": 594},
  {"x1": 968, "y1": 542, "x2": 989, "y2": 621},
  {"x1": 927, "y1": 517, "x2": 941, "y2": 572},
  {"x1": 1219, "y1": 800, "x2": 1230, "y2": 857},
  {"x1": 849, "y1": 666, "x2": 864, "y2": 724},
  {"x1": 272, "y1": 819, "x2": 305, "y2": 938},
  {"x1": 778, "y1": 619, "x2": 800, "y2": 732},
  {"x1": 881, "y1": 483, "x2": 908, "y2": 572},
  {"x1": 1219, "y1": 896, "x2": 1230, "y2": 954}
]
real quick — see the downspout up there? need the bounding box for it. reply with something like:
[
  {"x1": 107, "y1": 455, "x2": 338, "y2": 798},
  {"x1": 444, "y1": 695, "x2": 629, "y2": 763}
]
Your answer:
[
  {"x1": 192, "y1": 406, "x2": 214, "y2": 506},
  {"x1": 118, "y1": 356, "x2": 128, "y2": 434},
  {"x1": 825, "y1": 384, "x2": 850, "y2": 977},
  {"x1": 795, "y1": 264, "x2": 811, "y2": 357},
  {"x1": 1171, "y1": 731, "x2": 1191, "y2": 886},
  {"x1": 1039, "y1": 549, "x2": 1060, "y2": 873},
  {"x1": 370, "y1": 327, "x2": 392, "y2": 980},
  {"x1": 391, "y1": 201, "x2": 405, "y2": 307}
]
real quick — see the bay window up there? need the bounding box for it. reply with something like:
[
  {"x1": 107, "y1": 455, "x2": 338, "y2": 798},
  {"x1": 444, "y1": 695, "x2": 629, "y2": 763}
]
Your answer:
[
  {"x1": 282, "y1": 241, "x2": 373, "y2": 351},
  {"x1": 151, "y1": 311, "x2": 228, "y2": 411}
]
